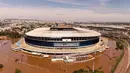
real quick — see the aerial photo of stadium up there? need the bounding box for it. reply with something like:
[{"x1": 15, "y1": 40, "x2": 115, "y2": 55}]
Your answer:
[{"x1": 13, "y1": 24, "x2": 106, "y2": 63}]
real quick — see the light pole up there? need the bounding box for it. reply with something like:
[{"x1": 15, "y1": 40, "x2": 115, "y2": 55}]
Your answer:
[
  {"x1": 92, "y1": 52, "x2": 96, "y2": 72},
  {"x1": 92, "y1": 58, "x2": 95, "y2": 72}
]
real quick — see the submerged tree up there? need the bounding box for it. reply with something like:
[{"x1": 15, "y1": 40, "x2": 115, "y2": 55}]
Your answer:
[
  {"x1": 0, "y1": 64, "x2": 4, "y2": 69},
  {"x1": 73, "y1": 66, "x2": 104, "y2": 73},
  {"x1": 15, "y1": 69, "x2": 21, "y2": 73}
]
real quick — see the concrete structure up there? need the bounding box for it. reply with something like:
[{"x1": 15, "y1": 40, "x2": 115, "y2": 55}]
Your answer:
[
  {"x1": 24, "y1": 27, "x2": 101, "y2": 48},
  {"x1": 14, "y1": 25, "x2": 106, "y2": 62}
]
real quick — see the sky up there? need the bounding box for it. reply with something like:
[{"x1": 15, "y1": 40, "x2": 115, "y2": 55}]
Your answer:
[{"x1": 0, "y1": 0, "x2": 130, "y2": 22}]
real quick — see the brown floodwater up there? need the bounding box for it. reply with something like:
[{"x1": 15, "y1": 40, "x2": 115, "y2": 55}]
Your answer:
[{"x1": 0, "y1": 38, "x2": 121, "y2": 73}]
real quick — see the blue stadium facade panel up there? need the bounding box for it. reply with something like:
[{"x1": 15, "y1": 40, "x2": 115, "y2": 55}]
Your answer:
[{"x1": 25, "y1": 37, "x2": 99, "y2": 48}]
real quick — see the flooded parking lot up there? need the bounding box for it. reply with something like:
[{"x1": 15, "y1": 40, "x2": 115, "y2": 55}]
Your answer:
[{"x1": 0, "y1": 38, "x2": 121, "y2": 73}]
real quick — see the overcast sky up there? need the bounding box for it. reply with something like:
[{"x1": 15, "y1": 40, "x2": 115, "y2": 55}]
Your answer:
[{"x1": 0, "y1": 0, "x2": 130, "y2": 22}]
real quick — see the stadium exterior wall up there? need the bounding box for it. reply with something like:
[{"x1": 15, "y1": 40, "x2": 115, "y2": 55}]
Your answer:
[{"x1": 25, "y1": 37, "x2": 99, "y2": 48}]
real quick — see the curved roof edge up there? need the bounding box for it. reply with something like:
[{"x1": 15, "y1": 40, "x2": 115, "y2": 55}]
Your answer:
[{"x1": 25, "y1": 27, "x2": 101, "y2": 37}]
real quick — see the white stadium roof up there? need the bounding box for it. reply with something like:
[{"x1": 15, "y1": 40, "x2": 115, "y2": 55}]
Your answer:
[{"x1": 25, "y1": 27, "x2": 101, "y2": 37}]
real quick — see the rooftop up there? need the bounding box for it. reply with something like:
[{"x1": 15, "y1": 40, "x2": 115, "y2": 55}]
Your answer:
[{"x1": 25, "y1": 27, "x2": 101, "y2": 37}]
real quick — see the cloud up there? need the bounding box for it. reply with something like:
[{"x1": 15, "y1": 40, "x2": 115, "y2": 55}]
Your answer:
[
  {"x1": 45, "y1": 0, "x2": 93, "y2": 5},
  {"x1": 99, "y1": 0, "x2": 109, "y2": 6},
  {"x1": 0, "y1": 1, "x2": 9, "y2": 6},
  {"x1": 45, "y1": 0, "x2": 111, "y2": 7},
  {"x1": 46, "y1": 0, "x2": 82, "y2": 5},
  {"x1": 0, "y1": 7, "x2": 130, "y2": 22}
]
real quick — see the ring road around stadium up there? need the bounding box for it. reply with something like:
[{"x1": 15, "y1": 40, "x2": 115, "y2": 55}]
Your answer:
[{"x1": 14, "y1": 27, "x2": 106, "y2": 62}]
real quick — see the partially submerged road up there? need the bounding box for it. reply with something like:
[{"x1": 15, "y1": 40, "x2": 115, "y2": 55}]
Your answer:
[{"x1": 114, "y1": 40, "x2": 130, "y2": 73}]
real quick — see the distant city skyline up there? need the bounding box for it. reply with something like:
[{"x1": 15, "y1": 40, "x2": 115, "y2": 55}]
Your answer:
[{"x1": 0, "y1": 0, "x2": 130, "y2": 22}]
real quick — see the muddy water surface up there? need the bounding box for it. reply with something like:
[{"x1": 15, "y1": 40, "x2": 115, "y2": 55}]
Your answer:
[{"x1": 0, "y1": 39, "x2": 121, "y2": 73}]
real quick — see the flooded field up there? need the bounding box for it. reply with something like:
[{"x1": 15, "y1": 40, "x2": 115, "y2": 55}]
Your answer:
[{"x1": 0, "y1": 38, "x2": 121, "y2": 73}]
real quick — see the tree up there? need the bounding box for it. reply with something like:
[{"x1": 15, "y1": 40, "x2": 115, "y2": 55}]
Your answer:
[
  {"x1": 15, "y1": 69, "x2": 21, "y2": 73},
  {"x1": 73, "y1": 69, "x2": 88, "y2": 73},
  {"x1": 73, "y1": 66, "x2": 104, "y2": 73},
  {"x1": 0, "y1": 64, "x2": 4, "y2": 69},
  {"x1": 116, "y1": 41, "x2": 124, "y2": 50}
]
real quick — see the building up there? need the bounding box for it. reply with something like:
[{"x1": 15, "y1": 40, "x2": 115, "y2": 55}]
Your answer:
[
  {"x1": 25, "y1": 27, "x2": 100, "y2": 48},
  {"x1": 14, "y1": 24, "x2": 106, "y2": 62}
]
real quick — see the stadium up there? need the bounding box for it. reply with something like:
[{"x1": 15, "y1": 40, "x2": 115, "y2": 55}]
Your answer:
[{"x1": 14, "y1": 24, "x2": 106, "y2": 62}]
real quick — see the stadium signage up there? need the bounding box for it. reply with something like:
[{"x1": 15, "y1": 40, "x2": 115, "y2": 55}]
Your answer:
[{"x1": 54, "y1": 42, "x2": 79, "y2": 47}]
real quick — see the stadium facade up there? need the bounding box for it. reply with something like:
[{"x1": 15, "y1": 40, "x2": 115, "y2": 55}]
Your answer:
[
  {"x1": 14, "y1": 25, "x2": 106, "y2": 62},
  {"x1": 24, "y1": 27, "x2": 101, "y2": 48}
]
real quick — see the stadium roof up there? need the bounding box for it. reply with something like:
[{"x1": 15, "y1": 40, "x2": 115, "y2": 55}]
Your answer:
[{"x1": 25, "y1": 27, "x2": 101, "y2": 37}]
